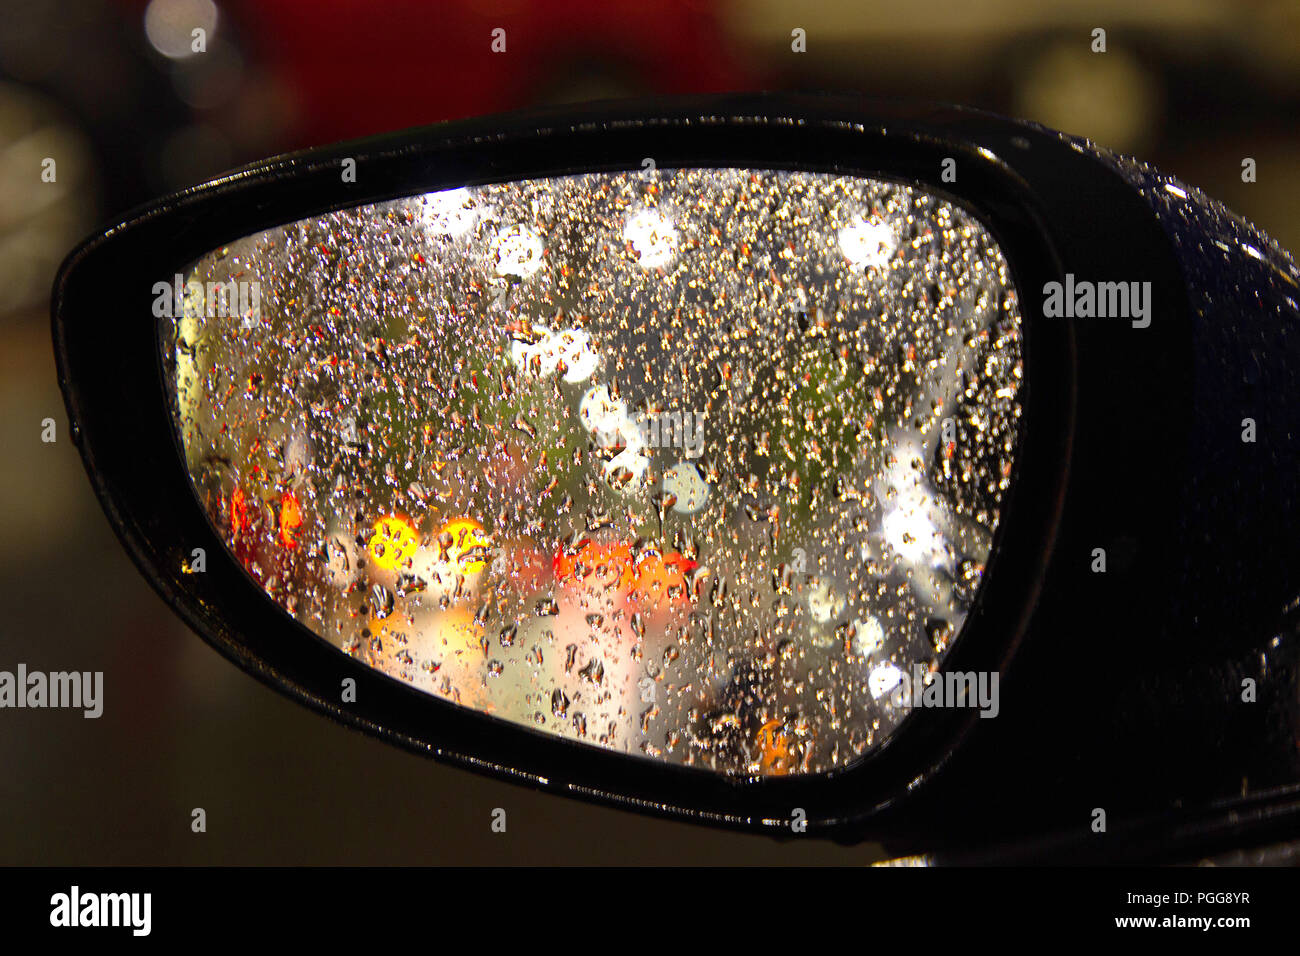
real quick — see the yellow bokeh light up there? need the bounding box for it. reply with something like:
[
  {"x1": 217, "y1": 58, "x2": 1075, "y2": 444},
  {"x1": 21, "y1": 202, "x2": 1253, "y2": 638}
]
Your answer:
[
  {"x1": 368, "y1": 515, "x2": 419, "y2": 571},
  {"x1": 440, "y1": 517, "x2": 491, "y2": 574}
]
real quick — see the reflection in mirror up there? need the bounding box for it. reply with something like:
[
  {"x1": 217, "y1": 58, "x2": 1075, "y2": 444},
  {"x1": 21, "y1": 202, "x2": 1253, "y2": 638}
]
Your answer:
[{"x1": 161, "y1": 168, "x2": 1023, "y2": 776}]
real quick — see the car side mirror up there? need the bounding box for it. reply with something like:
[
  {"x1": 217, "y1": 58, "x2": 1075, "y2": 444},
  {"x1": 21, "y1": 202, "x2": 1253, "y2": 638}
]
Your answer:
[{"x1": 52, "y1": 94, "x2": 1300, "y2": 856}]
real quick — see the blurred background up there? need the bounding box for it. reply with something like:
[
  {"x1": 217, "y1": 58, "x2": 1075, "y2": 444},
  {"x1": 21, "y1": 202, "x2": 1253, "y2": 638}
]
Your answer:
[{"x1": 1, "y1": 0, "x2": 1297, "y2": 864}]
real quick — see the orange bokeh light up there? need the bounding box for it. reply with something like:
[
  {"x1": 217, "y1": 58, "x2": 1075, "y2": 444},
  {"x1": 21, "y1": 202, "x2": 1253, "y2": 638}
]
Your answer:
[
  {"x1": 278, "y1": 491, "x2": 303, "y2": 548},
  {"x1": 553, "y1": 541, "x2": 698, "y2": 606}
]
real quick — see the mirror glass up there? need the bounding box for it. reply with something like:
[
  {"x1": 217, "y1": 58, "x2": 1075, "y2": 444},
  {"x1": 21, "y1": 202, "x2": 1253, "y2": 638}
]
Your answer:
[{"x1": 160, "y1": 168, "x2": 1024, "y2": 776}]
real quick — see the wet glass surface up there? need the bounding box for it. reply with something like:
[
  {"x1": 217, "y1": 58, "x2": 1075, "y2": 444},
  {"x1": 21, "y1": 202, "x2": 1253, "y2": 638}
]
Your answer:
[{"x1": 161, "y1": 168, "x2": 1023, "y2": 776}]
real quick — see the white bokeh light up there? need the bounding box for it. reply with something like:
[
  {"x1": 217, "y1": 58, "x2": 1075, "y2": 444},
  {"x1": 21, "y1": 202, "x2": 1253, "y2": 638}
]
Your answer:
[
  {"x1": 624, "y1": 209, "x2": 678, "y2": 269},
  {"x1": 553, "y1": 328, "x2": 599, "y2": 382},
  {"x1": 838, "y1": 218, "x2": 896, "y2": 270},
  {"x1": 868, "y1": 662, "x2": 905, "y2": 700},
  {"x1": 853, "y1": 616, "x2": 885, "y2": 658},
  {"x1": 603, "y1": 444, "x2": 649, "y2": 491},
  {"x1": 511, "y1": 327, "x2": 598, "y2": 383},
  {"x1": 807, "y1": 578, "x2": 847, "y2": 623},
  {"x1": 421, "y1": 187, "x2": 478, "y2": 238},
  {"x1": 877, "y1": 437, "x2": 947, "y2": 566},
  {"x1": 144, "y1": 0, "x2": 218, "y2": 60},
  {"x1": 493, "y1": 225, "x2": 545, "y2": 277},
  {"x1": 881, "y1": 504, "x2": 940, "y2": 564},
  {"x1": 662, "y1": 461, "x2": 709, "y2": 514},
  {"x1": 579, "y1": 384, "x2": 634, "y2": 448}
]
